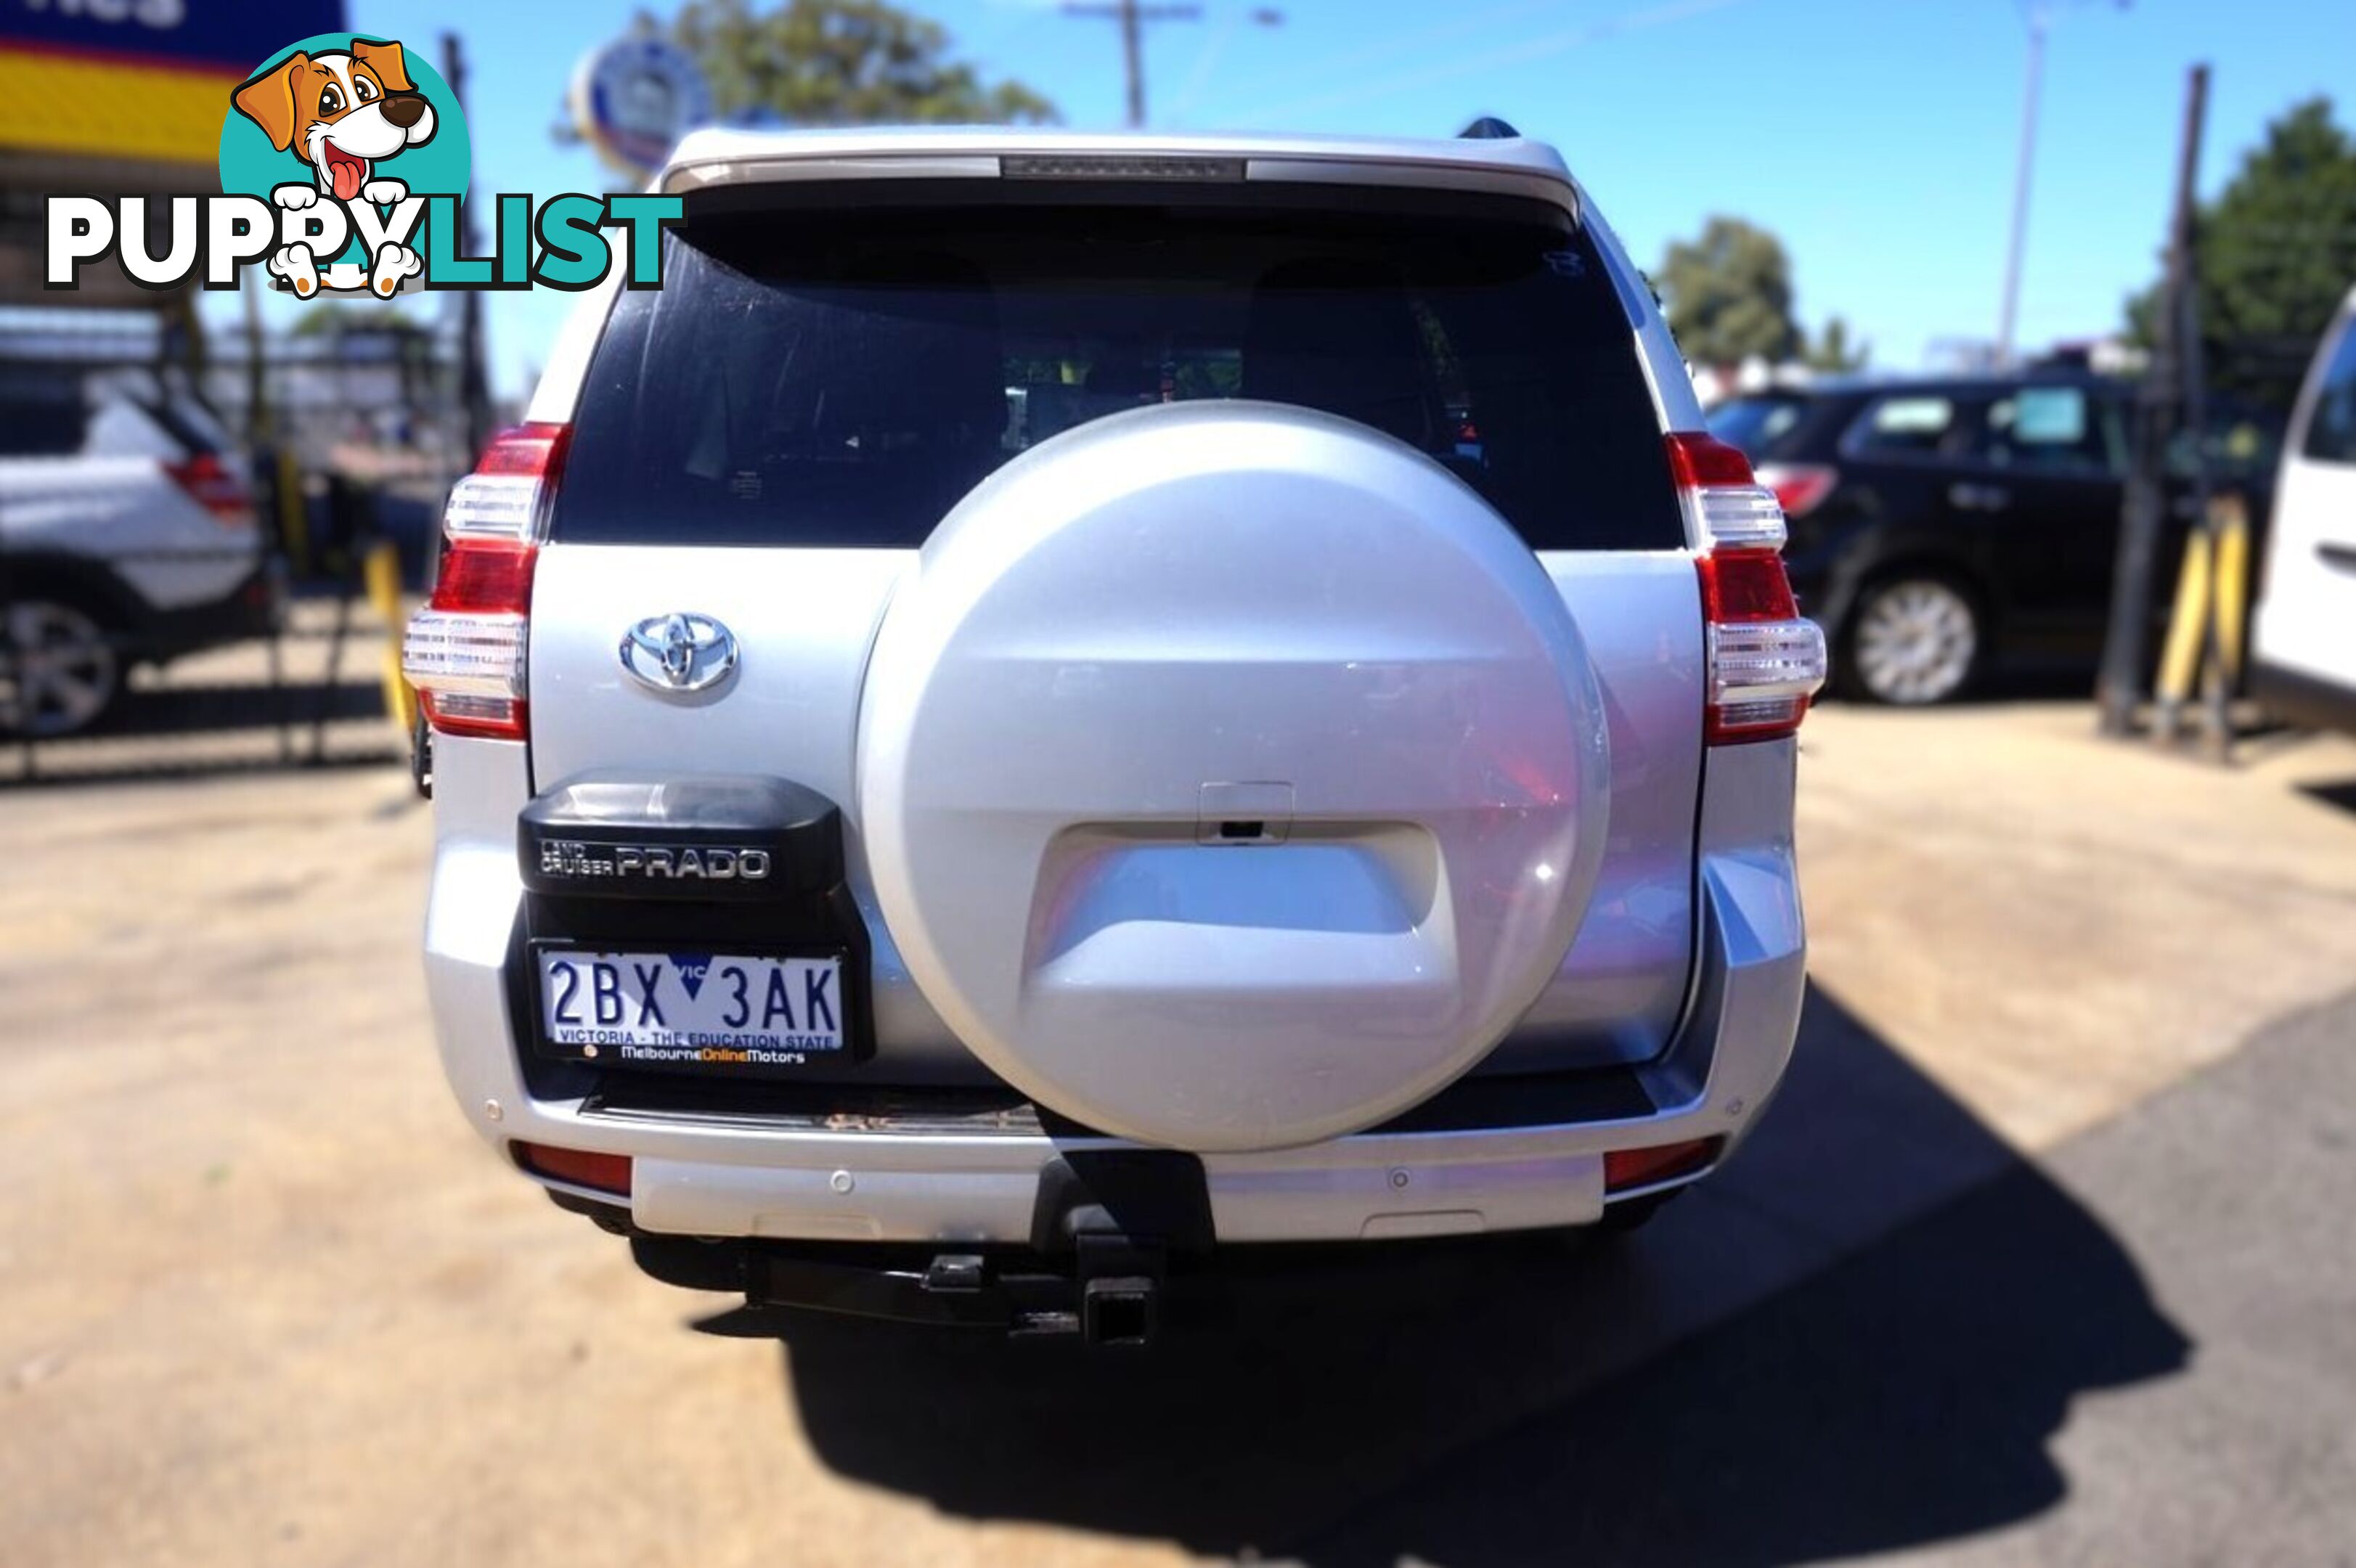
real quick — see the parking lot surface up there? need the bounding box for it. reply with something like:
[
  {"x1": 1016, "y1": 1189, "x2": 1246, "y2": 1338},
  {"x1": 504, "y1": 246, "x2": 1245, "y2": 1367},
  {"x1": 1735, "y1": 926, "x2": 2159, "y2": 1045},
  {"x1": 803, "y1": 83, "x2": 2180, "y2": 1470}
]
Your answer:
[{"x1": 3, "y1": 699, "x2": 2353, "y2": 1567}]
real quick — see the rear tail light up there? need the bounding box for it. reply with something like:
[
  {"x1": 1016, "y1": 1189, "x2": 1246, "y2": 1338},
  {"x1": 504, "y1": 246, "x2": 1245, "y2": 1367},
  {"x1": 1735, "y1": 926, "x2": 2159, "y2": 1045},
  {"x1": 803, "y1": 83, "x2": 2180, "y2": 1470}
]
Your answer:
[
  {"x1": 1668, "y1": 432, "x2": 1827, "y2": 745},
  {"x1": 401, "y1": 423, "x2": 570, "y2": 742},
  {"x1": 1666, "y1": 430, "x2": 1786, "y2": 548},
  {"x1": 1604, "y1": 1136, "x2": 1723, "y2": 1193},
  {"x1": 164, "y1": 452, "x2": 253, "y2": 525},
  {"x1": 513, "y1": 1141, "x2": 632, "y2": 1196},
  {"x1": 1755, "y1": 462, "x2": 1839, "y2": 519}
]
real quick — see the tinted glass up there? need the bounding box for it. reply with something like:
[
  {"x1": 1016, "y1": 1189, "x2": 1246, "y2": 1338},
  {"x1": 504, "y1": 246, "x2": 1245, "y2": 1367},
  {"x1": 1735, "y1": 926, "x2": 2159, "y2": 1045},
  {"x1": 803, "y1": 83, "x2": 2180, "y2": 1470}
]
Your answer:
[
  {"x1": 1982, "y1": 385, "x2": 2124, "y2": 476},
  {"x1": 2302, "y1": 318, "x2": 2356, "y2": 465},
  {"x1": 0, "y1": 367, "x2": 89, "y2": 456},
  {"x1": 557, "y1": 186, "x2": 1681, "y2": 552},
  {"x1": 0, "y1": 397, "x2": 87, "y2": 457},
  {"x1": 1844, "y1": 393, "x2": 1978, "y2": 460},
  {"x1": 1706, "y1": 393, "x2": 1809, "y2": 460}
]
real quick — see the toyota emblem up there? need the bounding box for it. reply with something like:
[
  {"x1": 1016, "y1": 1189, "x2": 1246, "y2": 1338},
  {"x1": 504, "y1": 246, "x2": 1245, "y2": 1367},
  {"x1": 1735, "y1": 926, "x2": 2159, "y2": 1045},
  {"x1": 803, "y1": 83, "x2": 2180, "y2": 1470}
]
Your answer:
[{"x1": 619, "y1": 612, "x2": 737, "y2": 693}]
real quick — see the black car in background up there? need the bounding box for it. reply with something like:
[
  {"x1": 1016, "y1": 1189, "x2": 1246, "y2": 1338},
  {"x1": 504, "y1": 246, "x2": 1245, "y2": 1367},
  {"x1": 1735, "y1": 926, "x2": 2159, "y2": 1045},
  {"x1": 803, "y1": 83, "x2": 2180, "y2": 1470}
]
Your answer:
[{"x1": 1709, "y1": 374, "x2": 2280, "y2": 704}]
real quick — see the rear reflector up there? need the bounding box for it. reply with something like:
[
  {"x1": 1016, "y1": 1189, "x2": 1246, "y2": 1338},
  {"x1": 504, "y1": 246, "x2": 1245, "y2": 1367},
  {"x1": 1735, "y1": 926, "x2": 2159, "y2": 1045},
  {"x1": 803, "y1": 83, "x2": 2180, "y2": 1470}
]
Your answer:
[
  {"x1": 403, "y1": 425, "x2": 567, "y2": 743},
  {"x1": 513, "y1": 1141, "x2": 632, "y2": 1196},
  {"x1": 1604, "y1": 1137, "x2": 1722, "y2": 1193}
]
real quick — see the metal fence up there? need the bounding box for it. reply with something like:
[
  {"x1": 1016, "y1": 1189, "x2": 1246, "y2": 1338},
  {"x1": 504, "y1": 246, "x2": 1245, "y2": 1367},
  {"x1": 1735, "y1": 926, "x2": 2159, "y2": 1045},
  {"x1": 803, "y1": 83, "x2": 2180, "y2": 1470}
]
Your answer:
[{"x1": 2, "y1": 309, "x2": 468, "y2": 787}]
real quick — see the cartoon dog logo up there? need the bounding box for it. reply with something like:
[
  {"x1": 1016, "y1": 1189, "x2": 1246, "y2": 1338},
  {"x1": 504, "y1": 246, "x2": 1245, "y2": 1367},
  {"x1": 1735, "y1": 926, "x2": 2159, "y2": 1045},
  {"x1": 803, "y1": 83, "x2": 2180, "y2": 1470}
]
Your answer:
[{"x1": 231, "y1": 38, "x2": 436, "y2": 300}]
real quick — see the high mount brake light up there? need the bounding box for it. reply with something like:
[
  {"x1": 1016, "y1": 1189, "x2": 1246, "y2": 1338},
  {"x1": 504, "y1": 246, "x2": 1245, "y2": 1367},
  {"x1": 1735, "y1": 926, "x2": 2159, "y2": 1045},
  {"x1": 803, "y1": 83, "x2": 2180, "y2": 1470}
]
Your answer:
[
  {"x1": 1668, "y1": 432, "x2": 1828, "y2": 744},
  {"x1": 401, "y1": 424, "x2": 570, "y2": 742}
]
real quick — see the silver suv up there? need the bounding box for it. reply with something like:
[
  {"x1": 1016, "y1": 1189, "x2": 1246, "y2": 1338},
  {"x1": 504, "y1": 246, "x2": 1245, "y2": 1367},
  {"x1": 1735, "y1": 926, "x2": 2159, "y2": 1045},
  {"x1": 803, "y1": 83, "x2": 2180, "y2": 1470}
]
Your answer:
[{"x1": 404, "y1": 126, "x2": 1825, "y2": 1344}]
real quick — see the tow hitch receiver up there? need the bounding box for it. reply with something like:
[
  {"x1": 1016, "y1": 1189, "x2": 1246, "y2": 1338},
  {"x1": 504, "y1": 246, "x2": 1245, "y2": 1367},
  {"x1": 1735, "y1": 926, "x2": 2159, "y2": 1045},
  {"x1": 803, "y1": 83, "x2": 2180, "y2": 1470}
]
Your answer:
[
  {"x1": 744, "y1": 1150, "x2": 1205, "y2": 1345},
  {"x1": 1075, "y1": 1234, "x2": 1162, "y2": 1347},
  {"x1": 751, "y1": 1241, "x2": 1167, "y2": 1346},
  {"x1": 1082, "y1": 1274, "x2": 1158, "y2": 1347}
]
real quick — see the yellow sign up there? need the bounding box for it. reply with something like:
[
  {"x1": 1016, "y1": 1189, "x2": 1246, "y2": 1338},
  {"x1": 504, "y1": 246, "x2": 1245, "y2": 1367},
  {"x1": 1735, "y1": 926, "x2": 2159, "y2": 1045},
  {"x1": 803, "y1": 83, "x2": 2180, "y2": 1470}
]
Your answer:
[{"x1": 0, "y1": 48, "x2": 229, "y2": 164}]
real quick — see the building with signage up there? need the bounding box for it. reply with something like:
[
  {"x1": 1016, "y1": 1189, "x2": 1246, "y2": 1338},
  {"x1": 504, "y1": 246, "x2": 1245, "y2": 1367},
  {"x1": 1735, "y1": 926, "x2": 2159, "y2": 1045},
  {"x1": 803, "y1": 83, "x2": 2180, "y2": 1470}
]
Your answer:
[{"x1": 0, "y1": 1, "x2": 346, "y2": 306}]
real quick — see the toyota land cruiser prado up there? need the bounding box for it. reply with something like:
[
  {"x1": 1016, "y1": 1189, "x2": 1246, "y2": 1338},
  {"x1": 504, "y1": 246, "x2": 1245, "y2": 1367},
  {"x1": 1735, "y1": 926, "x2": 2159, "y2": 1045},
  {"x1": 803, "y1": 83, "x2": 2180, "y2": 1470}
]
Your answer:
[{"x1": 403, "y1": 125, "x2": 1827, "y2": 1344}]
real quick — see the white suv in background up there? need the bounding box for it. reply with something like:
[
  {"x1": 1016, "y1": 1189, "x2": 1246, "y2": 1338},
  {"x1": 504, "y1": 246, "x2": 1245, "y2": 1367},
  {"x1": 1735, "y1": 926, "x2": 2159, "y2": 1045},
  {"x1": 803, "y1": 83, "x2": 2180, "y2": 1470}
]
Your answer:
[
  {"x1": 2253, "y1": 285, "x2": 2356, "y2": 735},
  {"x1": 0, "y1": 372, "x2": 272, "y2": 737},
  {"x1": 404, "y1": 126, "x2": 1827, "y2": 1345}
]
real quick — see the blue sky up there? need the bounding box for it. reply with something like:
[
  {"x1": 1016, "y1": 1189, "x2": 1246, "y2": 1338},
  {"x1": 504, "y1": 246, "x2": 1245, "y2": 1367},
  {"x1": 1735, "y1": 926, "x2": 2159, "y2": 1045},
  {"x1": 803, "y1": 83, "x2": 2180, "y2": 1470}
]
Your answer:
[{"x1": 282, "y1": 0, "x2": 2355, "y2": 398}]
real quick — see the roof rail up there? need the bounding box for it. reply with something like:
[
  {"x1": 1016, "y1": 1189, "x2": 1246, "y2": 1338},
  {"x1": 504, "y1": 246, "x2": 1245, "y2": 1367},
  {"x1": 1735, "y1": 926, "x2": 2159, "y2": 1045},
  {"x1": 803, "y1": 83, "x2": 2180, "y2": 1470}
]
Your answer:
[{"x1": 1457, "y1": 116, "x2": 1520, "y2": 140}]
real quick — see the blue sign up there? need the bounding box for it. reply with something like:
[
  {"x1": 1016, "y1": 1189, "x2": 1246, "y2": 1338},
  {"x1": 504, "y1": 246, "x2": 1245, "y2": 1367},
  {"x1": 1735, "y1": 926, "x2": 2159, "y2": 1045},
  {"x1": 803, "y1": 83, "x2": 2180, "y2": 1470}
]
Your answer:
[
  {"x1": 0, "y1": 0, "x2": 346, "y2": 71},
  {"x1": 571, "y1": 36, "x2": 712, "y2": 183}
]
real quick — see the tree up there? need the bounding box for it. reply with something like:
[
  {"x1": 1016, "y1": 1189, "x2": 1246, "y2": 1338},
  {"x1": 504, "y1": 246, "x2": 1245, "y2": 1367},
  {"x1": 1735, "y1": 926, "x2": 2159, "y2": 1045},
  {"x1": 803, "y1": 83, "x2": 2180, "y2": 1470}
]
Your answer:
[
  {"x1": 1658, "y1": 216, "x2": 1801, "y2": 367},
  {"x1": 1804, "y1": 316, "x2": 1870, "y2": 373},
  {"x1": 661, "y1": 0, "x2": 1057, "y2": 126},
  {"x1": 2126, "y1": 97, "x2": 2356, "y2": 410}
]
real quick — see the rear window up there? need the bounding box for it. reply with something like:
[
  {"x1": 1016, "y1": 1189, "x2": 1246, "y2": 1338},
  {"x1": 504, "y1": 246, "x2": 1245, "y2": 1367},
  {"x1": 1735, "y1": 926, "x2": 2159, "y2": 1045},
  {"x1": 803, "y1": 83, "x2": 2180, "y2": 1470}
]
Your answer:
[
  {"x1": 0, "y1": 396, "x2": 86, "y2": 456},
  {"x1": 555, "y1": 184, "x2": 1681, "y2": 552},
  {"x1": 0, "y1": 367, "x2": 88, "y2": 456}
]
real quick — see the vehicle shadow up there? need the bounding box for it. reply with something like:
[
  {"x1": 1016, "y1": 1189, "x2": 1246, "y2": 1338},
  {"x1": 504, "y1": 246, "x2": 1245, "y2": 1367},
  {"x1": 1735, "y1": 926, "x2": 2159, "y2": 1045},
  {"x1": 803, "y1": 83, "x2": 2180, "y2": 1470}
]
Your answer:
[
  {"x1": 4, "y1": 665, "x2": 399, "y2": 789},
  {"x1": 110, "y1": 677, "x2": 388, "y2": 737},
  {"x1": 2299, "y1": 777, "x2": 2356, "y2": 819},
  {"x1": 716, "y1": 987, "x2": 2188, "y2": 1563}
]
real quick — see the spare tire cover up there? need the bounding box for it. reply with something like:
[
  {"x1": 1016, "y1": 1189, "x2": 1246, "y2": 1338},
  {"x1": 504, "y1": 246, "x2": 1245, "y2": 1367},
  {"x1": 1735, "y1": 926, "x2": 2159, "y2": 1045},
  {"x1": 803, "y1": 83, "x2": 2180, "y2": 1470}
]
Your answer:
[{"x1": 858, "y1": 402, "x2": 1610, "y2": 1151}]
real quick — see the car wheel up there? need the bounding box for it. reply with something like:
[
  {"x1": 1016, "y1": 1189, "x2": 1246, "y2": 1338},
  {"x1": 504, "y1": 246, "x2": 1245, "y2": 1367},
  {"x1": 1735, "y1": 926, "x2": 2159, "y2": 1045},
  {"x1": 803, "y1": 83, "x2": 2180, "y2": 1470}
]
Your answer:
[
  {"x1": 1, "y1": 597, "x2": 123, "y2": 738},
  {"x1": 1841, "y1": 575, "x2": 1982, "y2": 706}
]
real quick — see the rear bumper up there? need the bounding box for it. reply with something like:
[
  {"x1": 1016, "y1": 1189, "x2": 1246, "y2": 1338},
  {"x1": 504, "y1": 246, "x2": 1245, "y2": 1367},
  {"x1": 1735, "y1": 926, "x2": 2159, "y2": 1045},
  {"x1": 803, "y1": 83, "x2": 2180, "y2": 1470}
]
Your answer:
[
  {"x1": 136, "y1": 560, "x2": 282, "y2": 661},
  {"x1": 424, "y1": 738, "x2": 1806, "y2": 1245}
]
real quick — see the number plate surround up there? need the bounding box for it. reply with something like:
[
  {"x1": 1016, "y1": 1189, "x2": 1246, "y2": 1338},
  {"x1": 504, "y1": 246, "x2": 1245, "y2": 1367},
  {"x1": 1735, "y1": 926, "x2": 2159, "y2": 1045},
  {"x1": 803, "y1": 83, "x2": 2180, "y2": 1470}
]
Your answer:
[{"x1": 528, "y1": 940, "x2": 860, "y2": 1077}]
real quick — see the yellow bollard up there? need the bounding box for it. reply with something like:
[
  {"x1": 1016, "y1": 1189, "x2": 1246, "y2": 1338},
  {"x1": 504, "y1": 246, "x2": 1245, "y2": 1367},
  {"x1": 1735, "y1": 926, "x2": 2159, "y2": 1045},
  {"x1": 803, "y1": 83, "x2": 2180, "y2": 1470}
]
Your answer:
[
  {"x1": 2211, "y1": 495, "x2": 2249, "y2": 683},
  {"x1": 2155, "y1": 528, "x2": 2212, "y2": 717},
  {"x1": 364, "y1": 539, "x2": 417, "y2": 733}
]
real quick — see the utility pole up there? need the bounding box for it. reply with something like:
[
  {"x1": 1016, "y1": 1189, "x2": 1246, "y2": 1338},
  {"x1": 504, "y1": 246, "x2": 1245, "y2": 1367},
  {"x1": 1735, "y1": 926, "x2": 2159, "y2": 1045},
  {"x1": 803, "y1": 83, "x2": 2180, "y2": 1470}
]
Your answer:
[
  {"x1": 1993, "y1": 5, "x2": 2047, "y2": 367},
  {"x1": 2096, "y1": 62, "x2": 2208, "y2": 738},
  {"x1": 1064, "y1": 0, "x2": 1202, "y2": 128},
  {"x1": 1995, "y1": 1, "x2": 2129, "y2": 368},
  {"x1": 443, "y1": 31, "x2": 494, "y2": 462}
]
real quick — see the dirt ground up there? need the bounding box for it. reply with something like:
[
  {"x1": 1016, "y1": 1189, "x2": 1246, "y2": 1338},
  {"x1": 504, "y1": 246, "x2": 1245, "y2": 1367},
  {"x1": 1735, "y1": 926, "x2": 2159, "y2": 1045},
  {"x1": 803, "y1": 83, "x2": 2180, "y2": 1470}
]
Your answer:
[{"x1": 2, "y1": 699, "x2": 2353, "y2": 1567}]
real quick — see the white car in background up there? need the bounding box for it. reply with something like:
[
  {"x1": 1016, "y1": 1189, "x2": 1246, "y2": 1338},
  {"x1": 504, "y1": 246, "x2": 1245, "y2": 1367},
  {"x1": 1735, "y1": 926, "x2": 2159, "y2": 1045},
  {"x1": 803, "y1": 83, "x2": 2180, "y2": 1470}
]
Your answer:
[
  {"x1": 2252, "y1": 287, "x2": 2356, "y2": 735},
  {"x1": 0, "y1": 372, "x2": 275, "y2": 737}
]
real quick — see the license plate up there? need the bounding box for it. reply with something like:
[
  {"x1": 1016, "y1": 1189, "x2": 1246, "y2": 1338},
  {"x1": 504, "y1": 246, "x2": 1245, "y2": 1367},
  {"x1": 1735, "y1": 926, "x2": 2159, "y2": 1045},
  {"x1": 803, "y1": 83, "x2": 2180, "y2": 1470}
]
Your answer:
[{"x1": 535, "y1": 950, "x2": 846, "y2": 1071}]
